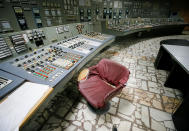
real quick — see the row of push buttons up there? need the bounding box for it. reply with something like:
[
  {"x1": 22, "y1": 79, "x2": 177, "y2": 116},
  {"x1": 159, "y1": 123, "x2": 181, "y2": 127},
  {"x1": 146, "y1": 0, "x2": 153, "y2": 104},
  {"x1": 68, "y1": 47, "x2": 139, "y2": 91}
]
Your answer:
[
  {"x1": 49, "y1": 71, "x2": 64, "y2": 82},
  {"x1": 33, "y1": 65, "x2": 56, "y2": 80},
  {"x1": 33, "y1": 72, "x2": 48, "y2": 80}
]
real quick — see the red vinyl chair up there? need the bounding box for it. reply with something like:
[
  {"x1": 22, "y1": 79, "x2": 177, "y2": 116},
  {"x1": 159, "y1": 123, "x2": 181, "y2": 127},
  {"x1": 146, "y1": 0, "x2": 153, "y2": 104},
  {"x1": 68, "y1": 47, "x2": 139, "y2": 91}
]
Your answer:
[{"x1": 78, "y1": 59, "x2": 130, "y2": 113}]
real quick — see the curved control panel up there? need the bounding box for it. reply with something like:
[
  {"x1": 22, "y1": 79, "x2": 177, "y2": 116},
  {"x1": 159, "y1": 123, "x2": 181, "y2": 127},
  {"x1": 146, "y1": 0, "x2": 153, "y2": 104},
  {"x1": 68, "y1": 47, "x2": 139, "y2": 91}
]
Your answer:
[{"x1": 0, "y1": 33, "x2": 115, "y2": 87}]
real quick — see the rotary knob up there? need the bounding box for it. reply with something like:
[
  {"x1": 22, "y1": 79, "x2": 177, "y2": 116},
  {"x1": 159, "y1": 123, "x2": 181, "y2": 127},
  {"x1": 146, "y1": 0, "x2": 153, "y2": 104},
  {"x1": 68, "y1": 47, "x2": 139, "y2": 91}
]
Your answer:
[
  {"x1": 17, "y1": 64, "x2": 21, "y2": 67},
  {"x1": 15, "y1": 58, "x2": 19, "y2": 62}
]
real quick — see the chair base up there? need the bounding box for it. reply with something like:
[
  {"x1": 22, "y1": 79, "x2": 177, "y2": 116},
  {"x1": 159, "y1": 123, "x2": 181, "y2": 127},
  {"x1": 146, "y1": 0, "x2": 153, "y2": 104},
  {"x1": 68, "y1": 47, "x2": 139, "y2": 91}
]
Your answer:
[
  {"x1": 87, "y1": 102, "x2": 110, "y2": 115},
  {"x1": 112, "y1": 124, "x2": 118, "y2": 131}
]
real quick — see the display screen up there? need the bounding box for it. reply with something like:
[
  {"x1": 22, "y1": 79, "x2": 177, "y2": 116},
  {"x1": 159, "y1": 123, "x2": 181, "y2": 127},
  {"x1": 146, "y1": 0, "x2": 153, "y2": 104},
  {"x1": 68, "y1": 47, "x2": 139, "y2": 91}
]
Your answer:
[
  {"x1": 1, "y1": 21, "x2": 11, "y2": 29},
  {"x1": 13, "y1": 7, "x2": 23, "y2": 13},
  {"x1": 44, "y1": 9, "x2": 50, "y2": 16},
  {"x1": 36, "y1": 18, "x2": 42, "y2": 23},
  {"x1": 58, "y1": 18, "x2": 62, "y2": 24},
  {"x1": 57, "y1": 10, "x2": 61, "y2": 16},
  {"x1": 33, "y1": 8, "x2": 39, "y2": 14},
  {"x1": 46, "y1": 19, "x2": 52, "y2": 26},
  {"x1": 18, "y1": 19, "x2": 26, "y2": 24},
  {"x1": 51, "y1": 9, "x2": 56, "y2": 16}
]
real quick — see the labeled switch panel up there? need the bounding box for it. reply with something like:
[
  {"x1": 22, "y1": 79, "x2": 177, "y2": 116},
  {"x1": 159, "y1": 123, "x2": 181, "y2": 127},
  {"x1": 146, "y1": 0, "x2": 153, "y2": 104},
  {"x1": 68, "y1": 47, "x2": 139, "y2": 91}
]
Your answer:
[
  {"x1": 32, "y1": 8, "x2": 43, "y2": 28},
  {"x1": 82, "y1": 32, "x2": 109, "y2": 41},
  {"x1": 27, "y1": 30, "x2": 45, "y2": 41},
  {"x1": 57, "y1": 36, "x2": 102, "y2": 54},
  {"x1": 0, "y1": 32, "x2": 115, "y2": 87},
  {"x1": 13, "y1": 6, "x2": 28, "y2": 30},
  {"x1": 80, "y1": 9, "x2": 84, "y2": 22},
  {"x1": 107, "y1": 18, "x2": 186, "y2": 32},
  {"x1": 0, "y1": 37, "x2": 12, "y2": 59},
  {"x1": 10, "y1": 34, "x2": 27, "y2": 53},
  {"x1": 56, "y1": 25, "x2": 69, "y2": 34},
  {"x1": 0, "y1": 0, "x2": 172, "y2": 32},
  {"x1": 0, "y1": 41, "x2": 84, "y2": 86},
  {"x1": 32, "y1": 65, "x2": 56, "y2": 80},
  {"x1": 0, "y1": 70, "x2": 25, "y2": 100},
  {"x1": 27, "y1": 29, "x2": 45, "y2": 47},
  {"x1": 52, "y1": 52, "x2": 83, "y2": 70},
  {"x1": 0, "y1": 77, "x2": 12, "y2": 90}
]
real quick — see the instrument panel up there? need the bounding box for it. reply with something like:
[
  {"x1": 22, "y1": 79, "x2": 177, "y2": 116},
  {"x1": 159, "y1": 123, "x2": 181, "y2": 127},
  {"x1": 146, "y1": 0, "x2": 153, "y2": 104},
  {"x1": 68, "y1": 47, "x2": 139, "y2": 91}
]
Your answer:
[
  {"x1": 0, "y1": 37, "x2": 12, "y2": 60},
  {"x1": 82, "y1": 32, "x2": 110, "y2": 41},
  {"x1": 0, "y1": 44, "x2": 84, "y2": 86},
  {"x1": 56, "y1": 36, "x2": 102, "y2": 54},
  {"x1": 0, "y1": 0, "x2": 171, "y2": 32},
  {"x1": 0, "y1": 31, "x2": 115, "y2": 99},
  {"x1": 0, "y1": 70, "x2": 25, "y2": 99},
  {"x1": 0, "y1": 33, "x2": 113, "y2": 87},
  {"x1": 10, "y1": 34, "x2": 28, "y2": 53}
]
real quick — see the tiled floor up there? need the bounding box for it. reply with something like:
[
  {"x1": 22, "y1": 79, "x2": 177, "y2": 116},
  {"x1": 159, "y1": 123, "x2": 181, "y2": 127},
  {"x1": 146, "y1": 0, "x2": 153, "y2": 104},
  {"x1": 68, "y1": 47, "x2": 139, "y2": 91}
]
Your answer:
[{"x1": 25, "y1": 35, "x2": 189, "y2": 131}]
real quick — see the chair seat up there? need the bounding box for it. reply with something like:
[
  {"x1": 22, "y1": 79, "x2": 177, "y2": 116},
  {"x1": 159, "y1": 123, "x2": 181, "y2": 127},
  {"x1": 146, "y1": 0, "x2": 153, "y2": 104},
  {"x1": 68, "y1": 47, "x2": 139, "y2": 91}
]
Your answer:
[{"x1": 78, "y1": 75, "x2": 114, "y2": 108}]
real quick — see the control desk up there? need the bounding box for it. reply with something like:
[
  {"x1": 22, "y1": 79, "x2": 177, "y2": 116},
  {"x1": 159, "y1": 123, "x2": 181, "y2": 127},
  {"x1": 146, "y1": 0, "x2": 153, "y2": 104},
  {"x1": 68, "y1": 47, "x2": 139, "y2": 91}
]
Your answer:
[
  {"x1": 0, "y1": 31, "x2": 115, "y2": 100},
  {"x1": 104, "y1": 18, "x2": 189, "y2": 36}
]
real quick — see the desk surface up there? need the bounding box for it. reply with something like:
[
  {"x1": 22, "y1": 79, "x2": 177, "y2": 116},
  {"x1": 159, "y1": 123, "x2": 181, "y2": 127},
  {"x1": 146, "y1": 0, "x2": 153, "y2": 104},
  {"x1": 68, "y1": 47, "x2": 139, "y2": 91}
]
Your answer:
[
  {"x1": 163, "y1": 44, "x2": 189, "y2": 74},
  {"x1": 0, "y1": 82, "x2": 53, "y2": 131}
]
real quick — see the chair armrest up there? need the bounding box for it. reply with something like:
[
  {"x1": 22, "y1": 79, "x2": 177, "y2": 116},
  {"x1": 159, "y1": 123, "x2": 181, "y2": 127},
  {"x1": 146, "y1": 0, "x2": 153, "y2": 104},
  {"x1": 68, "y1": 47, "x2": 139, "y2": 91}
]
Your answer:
[
  {"x1": 104, "y1": 84, "x2": 125, "y2": 103},
  {"x1": 78, "y1": 65, "x2": 99, "y2": 82},
  {"x1": 88, "y1": 65, "x2": 99, "y2": 76},
  {"x1": 78, "y1": 68, "x2": 89, "y2": 82}
]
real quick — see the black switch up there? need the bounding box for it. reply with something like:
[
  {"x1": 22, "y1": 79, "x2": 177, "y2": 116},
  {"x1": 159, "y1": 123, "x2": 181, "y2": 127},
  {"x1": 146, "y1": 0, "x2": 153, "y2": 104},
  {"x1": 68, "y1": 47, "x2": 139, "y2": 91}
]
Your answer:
[
  {"x1": 29, "y1": 47, "x2": 32, "y2": 51},
  {"x1": 15, "y1": 58, "x2": 19, "y2": 62},
  {"x1": 17, "y1": 64, "x2": 21, "y2": 67}
]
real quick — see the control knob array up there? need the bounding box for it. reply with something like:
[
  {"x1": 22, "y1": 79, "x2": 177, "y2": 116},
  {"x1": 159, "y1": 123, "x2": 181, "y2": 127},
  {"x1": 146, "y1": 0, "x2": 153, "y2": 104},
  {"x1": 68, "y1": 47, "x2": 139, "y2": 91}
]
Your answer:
[{"x1": 68, "y1": 42, "x2": 84, "y2": 49}]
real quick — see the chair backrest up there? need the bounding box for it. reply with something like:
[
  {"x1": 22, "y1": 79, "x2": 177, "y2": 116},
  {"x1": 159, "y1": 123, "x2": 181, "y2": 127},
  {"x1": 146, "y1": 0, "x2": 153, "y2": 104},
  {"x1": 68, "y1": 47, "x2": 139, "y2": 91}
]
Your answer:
[{"x1": 96, "y1": 59, "x2": 130, "y2": 86}]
